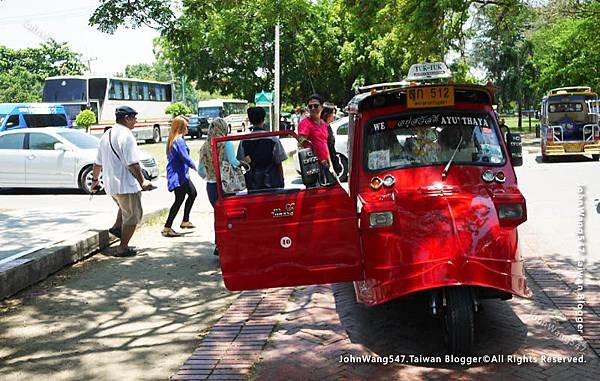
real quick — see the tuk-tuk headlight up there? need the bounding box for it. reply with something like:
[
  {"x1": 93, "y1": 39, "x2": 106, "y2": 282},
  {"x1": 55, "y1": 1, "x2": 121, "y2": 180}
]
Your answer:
[
  {"x1": 383, "y1": 175, "x2": 396, "y2": 187},
  {"x1": 370, "y1": 177, "x2": 383, "y2": 190},
  {"x1": 369, "y1": 211, "x2": 394, "y2": 227},
  {"x1": 498, "y1": 203, "x2": 524, "y2": 219},
  {"x1": 495, "y1": 171, "x2": 506, "y2": 183}
]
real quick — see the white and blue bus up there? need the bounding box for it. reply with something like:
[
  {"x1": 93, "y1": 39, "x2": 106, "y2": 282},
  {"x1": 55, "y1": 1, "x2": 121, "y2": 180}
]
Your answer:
[
  {"x1": 43, "y1": 75, "x2": 174, "y2": 143},
  {"x1": 198, "y1": 99, "x2": 249, "y2": 133}
]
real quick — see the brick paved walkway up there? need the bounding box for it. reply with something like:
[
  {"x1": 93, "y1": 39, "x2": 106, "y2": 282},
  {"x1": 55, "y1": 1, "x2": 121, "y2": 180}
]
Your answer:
[
  {"x1": 173, "y1": 262, "x2": 600, "y2": 380},
  {"x1": 171, "y1": 289, "x2": 293, "y2": 380}
]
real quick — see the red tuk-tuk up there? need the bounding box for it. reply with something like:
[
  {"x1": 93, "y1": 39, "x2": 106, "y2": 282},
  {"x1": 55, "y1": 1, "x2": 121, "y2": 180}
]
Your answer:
[{"x1": 212, "y1": 63, "x2": 530, "y2": 354}]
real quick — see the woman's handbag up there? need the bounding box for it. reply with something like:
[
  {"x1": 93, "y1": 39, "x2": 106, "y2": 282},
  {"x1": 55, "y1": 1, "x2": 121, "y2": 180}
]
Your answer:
[{"x1": 220, "y1": 161, "x2": 247, "y2": 193}]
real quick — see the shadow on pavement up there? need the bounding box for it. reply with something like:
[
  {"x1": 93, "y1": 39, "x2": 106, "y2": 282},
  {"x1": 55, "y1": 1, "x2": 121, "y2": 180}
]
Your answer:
[
  {"x1": 0, "y1": 188, "x2": 87, "y2": 195},
  {"x1": 534, "y1": 155, "x2": 597, "y2": 164},
  {"x1": 0, "y1": 236, "x2": 237, "y2": 381},
  {"x1": 331, "y1": 283, "x2": 526, "y2": 368}
]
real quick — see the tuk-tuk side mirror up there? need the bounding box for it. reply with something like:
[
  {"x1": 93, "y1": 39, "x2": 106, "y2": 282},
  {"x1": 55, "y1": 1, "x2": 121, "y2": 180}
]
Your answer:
[
  {"x1": 506, "y1": 132, "x2": 523, "y2": 167},
  {"x1": 297, "y1": 148, "x2": 320, "y2": 187}
]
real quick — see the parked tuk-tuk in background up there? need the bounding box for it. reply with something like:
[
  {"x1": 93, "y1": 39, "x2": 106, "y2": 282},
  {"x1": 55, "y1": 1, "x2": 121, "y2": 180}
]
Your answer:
[
  {"x1": 211, "y1": 63, "x2": 529, "y2": 355},
  {"x1": 540, "y1": 86, "x2": 600, "y2": 162},
  {"x1": 0, "y1": 103, "x2": 70, "y2": 132}
]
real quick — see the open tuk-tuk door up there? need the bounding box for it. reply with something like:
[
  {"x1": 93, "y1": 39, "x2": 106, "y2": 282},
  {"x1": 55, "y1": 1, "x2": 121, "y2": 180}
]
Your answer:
[{"x1": 214, "y1": 185, "x2": 363, "y2": 291}]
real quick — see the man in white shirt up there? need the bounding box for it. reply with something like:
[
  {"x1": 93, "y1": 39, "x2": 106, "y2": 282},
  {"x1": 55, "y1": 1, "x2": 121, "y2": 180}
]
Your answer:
[{"x1": 91, "y1": 106, "x2": 155, "y2": 257}]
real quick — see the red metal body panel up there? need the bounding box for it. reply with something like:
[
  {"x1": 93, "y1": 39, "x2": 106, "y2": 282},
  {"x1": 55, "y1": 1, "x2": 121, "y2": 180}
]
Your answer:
[
  {"x1": 214, "y1": 132, "x2": 362, "y2": 291},
  {"x1": 350, "y1": 97, "x2": 530, "y2": 305},
  {"x1": 213, "y1": 85, "x2": 531, "y2": 306}
]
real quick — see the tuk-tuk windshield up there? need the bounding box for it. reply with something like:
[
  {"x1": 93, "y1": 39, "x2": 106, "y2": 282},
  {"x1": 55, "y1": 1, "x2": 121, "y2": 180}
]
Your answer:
[{"x1": 364, "y1": 111, "x2": 505, "y2": 171}]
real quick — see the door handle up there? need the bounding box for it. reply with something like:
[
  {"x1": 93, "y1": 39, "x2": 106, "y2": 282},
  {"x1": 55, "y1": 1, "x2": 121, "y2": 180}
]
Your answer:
[
  {"x1": 226, "y1": 209, "x2": 247, "y2": 220},
  {"x1": 27, "y1": 154, "x2": 35, "y2": 160}
]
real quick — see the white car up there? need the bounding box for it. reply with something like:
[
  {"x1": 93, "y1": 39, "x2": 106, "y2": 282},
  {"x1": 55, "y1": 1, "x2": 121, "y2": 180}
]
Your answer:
[
  {"x1": 0, "y1": 128, "x2": 159, "y2": 194},
  {"x1": 294, "y1": 116, "x2": 349, "y2": 182}
]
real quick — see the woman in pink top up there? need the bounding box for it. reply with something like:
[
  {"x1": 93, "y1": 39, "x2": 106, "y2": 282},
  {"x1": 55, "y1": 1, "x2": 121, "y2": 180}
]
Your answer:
[{"x1": 298, "y1": 94, "x2": 333, "y2": 169}]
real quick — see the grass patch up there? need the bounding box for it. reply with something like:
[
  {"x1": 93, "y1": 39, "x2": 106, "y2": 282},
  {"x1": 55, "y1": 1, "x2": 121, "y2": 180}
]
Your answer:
[
  {"x1": 500, "y1": 116, "x2": 539, "y2": 133},
  {"x1": 144, "y1": 208, "x2": 170, "y2": 226}
]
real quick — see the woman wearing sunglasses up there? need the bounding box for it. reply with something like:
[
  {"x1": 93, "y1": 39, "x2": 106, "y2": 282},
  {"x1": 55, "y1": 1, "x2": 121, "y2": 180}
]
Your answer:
[{"x1": 298, "y1": 94, "x2": 335, "y2": 182}]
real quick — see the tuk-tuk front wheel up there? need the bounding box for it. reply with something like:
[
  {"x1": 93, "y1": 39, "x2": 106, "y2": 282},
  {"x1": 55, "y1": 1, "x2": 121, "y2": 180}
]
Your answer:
[
  {"x1": 592, "y1": 154, "x2": 599, "y2": 161},
  {"x1": 443, "y1": 287, "x2": 475, "y2": 355}
]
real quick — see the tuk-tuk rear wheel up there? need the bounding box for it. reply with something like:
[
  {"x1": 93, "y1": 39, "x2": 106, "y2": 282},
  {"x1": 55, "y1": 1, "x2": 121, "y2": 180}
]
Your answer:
[{"x1": 443, "y1": 287, "x2": 475, "y2": 355}]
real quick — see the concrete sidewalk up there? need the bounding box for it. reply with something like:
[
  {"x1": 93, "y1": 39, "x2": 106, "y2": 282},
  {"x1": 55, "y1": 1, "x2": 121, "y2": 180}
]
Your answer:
[
  {"x1": 0, "y1": 175, "x2": 211, "y2": 300},
  {"x1": 0, "y1": 206, "x2": 235, "y2": 381}
]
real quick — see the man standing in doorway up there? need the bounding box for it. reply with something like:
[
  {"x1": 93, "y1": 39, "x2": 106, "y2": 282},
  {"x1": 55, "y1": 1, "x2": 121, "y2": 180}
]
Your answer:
[
  {"x1": 237, "y1": 107, "x2": 287, "y2": 190},
  {"x1": 91, "y1": 106, "x2": 155, "y2": 257}
]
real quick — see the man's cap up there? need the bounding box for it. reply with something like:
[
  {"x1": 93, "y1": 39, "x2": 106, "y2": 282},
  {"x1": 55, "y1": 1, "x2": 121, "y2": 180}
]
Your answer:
[{"x1": 115, "y1": 106, "x2": 138, "y2": 117}]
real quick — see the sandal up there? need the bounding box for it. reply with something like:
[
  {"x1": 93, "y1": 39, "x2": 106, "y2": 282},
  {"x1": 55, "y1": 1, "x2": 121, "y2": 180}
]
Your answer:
[
  {"x1": 114, "y1": 248, "x2": 137, "y2": 257},
  {"x1": 161, "y1": 228, "x2": 182, "y2": 237},
  {"x1": 180, "y1": 221, "x2": 196, "y2": 229}
]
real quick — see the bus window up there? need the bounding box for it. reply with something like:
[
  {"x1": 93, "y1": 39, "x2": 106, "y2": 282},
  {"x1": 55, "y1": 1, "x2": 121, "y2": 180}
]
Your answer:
[
  {"x1": 42, "y1": 78, "x2": 86, "y2": 102},
  {"x1": 109, "y1": 80, "x2": 124, "y2": 100},
  {"x1": 89, "y1": 78, "x2": 108, "y2": 100},
  {"x1": 143, "y1": 84, "x2": 150, "y2": 100},
  {"x1": 160, "y1": 86, "x2": 167, "y2": 101},
  {"x1": 123, "y1": 81, "x2": 131, "y2": 100},
  {"x1": 199, "y1": 107, "x2": 222, "y2": 118},
  {"x1": 131, "y1": 82, "x2": 140, "y2": 100},
  {"x1": 549, "y1": 103, "x2": 583, "y2": 113}
]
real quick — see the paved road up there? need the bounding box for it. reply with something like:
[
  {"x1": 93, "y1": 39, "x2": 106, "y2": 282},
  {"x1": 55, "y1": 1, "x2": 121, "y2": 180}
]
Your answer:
[
  {"x1": 517, "y1": 146, "x2": 600, "y2": 273},
  {"x1": 0, "y1": 176, "x2": 204, "y2": 264},
  {"x1": 0, "y1": 135, "x2": 300, "y2": 265}
]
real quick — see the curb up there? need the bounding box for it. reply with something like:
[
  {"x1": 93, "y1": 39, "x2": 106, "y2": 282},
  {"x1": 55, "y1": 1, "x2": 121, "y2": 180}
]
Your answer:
[{"x1": 0, "y1": 207, "x2": 168, "y2": 300}]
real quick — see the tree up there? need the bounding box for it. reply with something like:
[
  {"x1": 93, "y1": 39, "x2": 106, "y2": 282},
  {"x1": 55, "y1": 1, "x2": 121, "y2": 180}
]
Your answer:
[
  {"x1": 0, "y1": 67, "x2": 43, "y2": 102},
  {"x1": 471, "y1": 0, "x2": 537, "y2": 126},
  {"x1": 75, "y1": 109, "x2": 97, "y2": 133},
  {"x1": 165, "y1": 102, "x2": 192, "y2": 116},
  {"x1": 530, "y1": 1, "x2": 600, "y2": 95},
  {"x1": 0, "y1": 40, "x2": 85, "y2": 103}
]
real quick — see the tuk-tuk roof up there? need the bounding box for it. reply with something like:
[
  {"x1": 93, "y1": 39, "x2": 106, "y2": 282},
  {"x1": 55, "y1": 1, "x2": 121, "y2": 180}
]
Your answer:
[
  {"x1": 347, "y1": 83, "x2": 496, "y2": 114},
  {"x1": 0, "y1": 103, "x2": 66, "y2": 114}
]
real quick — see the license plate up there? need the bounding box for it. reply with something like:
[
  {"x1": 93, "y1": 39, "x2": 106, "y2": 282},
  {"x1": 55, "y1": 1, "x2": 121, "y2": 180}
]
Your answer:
[{"x1": 407, "y1": 85, "x2": 454, "y2": 108}]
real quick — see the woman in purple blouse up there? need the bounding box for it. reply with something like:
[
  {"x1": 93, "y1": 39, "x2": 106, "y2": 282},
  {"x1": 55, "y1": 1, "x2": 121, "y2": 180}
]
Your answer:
[{"x1": 162, "y1": 116, "x2": 197, "y2": 237}]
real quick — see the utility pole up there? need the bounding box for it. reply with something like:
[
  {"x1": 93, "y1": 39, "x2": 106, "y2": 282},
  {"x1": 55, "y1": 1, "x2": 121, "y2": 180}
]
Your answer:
[
  {"x1": 83, "y1": 57, "x2": 97, "y2": 74},
  {"x1": 181, "y1": 75, "x2": 186, "y2": 104},
  {"x1": 274, "y1": 23, "x2": 280, "y2": 132}
]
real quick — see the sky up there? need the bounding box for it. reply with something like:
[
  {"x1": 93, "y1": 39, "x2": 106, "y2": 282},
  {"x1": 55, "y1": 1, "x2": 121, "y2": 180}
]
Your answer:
[{"x1": 0, "y1": 0, "x2": 159, "y2": 75}]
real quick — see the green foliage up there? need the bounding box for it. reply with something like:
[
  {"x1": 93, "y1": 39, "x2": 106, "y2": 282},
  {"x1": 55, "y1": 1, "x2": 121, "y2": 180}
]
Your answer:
[
  {"x1": 125, "y1": 62, "x2": 170, "y2": 82},
  {"x1": 89, "y1": 0, "x2": 600, "y2": 110},
  {"x1": 0, "y1": 40, "x2": 85, "y2": 103},
  {"x1": 0, "y1": 67, "x2": 43, "y2": 102},
  {"x1": 165, "y1": 102, "x2": 192, "y2": 116},
  {"x1": 471, "y1": 1, "x2": 536, "y2": 113},
  {"x1": 90, "y1": 0, "x2": 175, "y2": 33},
  {"x1": 530, "y1": 4, "x2": 600, "y2": 95},
  {"x1": 75, "y1": 109, "x2": 97, "y2": 132}
]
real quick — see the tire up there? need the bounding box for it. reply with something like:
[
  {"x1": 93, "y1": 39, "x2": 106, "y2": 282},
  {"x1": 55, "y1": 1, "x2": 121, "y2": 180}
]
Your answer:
[
  {"x1": 336, "y1": 154, "x2": 349, "y2": 182},
  {"x1": 592, "y1": 154, "x2": 599, "y2": 161},
  {"x1": 79, "y1": 166, "x2": 104, "y2": 195},
  {"x1": 152, "y1": 126, "x2": 161, "y2": 143},
  {"x1": 443, "y1": 287, "x2": 475, "y2": 355}
]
